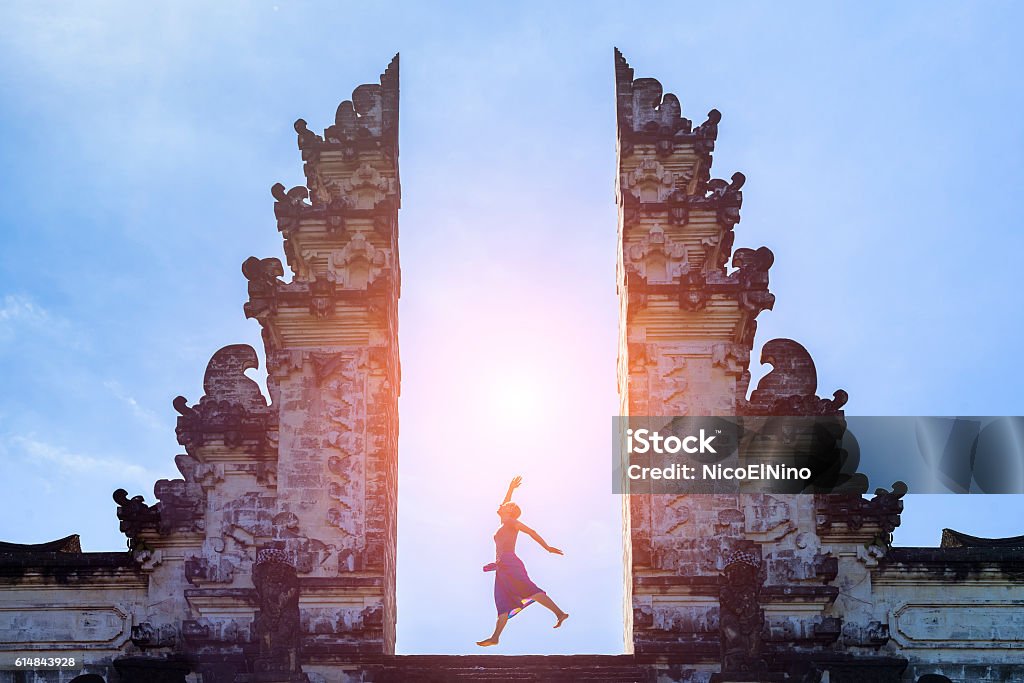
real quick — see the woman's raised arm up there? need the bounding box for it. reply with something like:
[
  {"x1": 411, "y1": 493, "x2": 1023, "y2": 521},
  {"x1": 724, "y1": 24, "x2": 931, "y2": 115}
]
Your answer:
[{"x1": 502, "y1": 475, "x2": 522, "y2": 505}]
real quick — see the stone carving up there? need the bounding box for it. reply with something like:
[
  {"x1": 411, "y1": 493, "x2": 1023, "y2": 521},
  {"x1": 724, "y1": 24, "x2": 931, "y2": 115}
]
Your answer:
[
  {"x1": 339, "y1": 162, "x2": 395, "y2": 210},
  {"x1": 112, "y1": 488, "x2": 160, "y2": 545},
  {"x1": 293, "y1": 55, "x2": 399, "y2": 181},
  {"x1": 304, "y1": 166, "x2": 357, "y2": 226},
  {"x1": 840, "y1": 616, "x2": 892, "y2": 648},
  {"x1": 817, "y1": 481, "x2": 907, "y2": 536},
  {"x1": 731, "y1": 246, "x2": 775, "y2": 315},
  {"x1": 203, "y1": 345, "x2": 266, "y2": 410},
  {"x1": 704, "y1": 172, "x2": 745, "y2": 227},
  {"x1": 152, "y1": 470, "x2": 205, "y2": 536},
  {"x1": 719, "y1": 549, "x2": 767, "y2": 676},
  {"x1": 745, "y1": 338, "x2": 848, "y2": 416},
  {"x1": 675, "y1": 269, "x2": 708, "y2": 312},
  {"x1": 651, "y1": 352, "x2": 689, "y2": 412},
  {"x1": 130, "y1": 621, "x2": 177, "y2": 649},
  {"x1": 252, "y1": 549, "x2": 306, "y2": 681},
  {"x1": 701, "y1": 229, "x2": 736, "y2": 272},
  {"x1": 327, "y1": 67, "x2": 397, "y2": 142},
  {"x1": 243, "y1": 257, "x2": 286, "y2": 291},
  {"x1": 706, "y1": 171, "x2": 744, "y2": 198},
  {"x1": 712, "y1": 342, "x2": 751, "y2": 399},
  {"x1": 306, "y1": 275, "x2": 332, "y2": 319},
  {"x1": 293, "y1": 118, "x2": 323, "y2": 148},
  {"x1": 317, "y1": 353, "x2": 364, "y2": 546},
  {"x1": 328, "y1": 232, "x2": 388, "y2": 289},
  {"x1": 751, "y1": 338, "x2": 815, "y2": 400},
  {"x1": 661, "y1": 497, "x2": 691, "y2": 535},
  {"x1": 624, "y1": 159, "x2": 679, "y2": 202},
  {"x1": 694, "y1": 109, "x2": 722, "y2": 153},
  {"x1": 673, "y1": 246, "x2": 774, "y2": 315},
  {"x1": 174, "y1": 344, "x2": 273, "y2": 454},
  {"x1": 625, "y1": 225, "x2": 689, "y2": 283},
  {"x1": 271, "y1": 183, "x2": 312, "y2": 217},
  {"x1": 742, "y1": 495, "x2": 795, "y2": 542},
  {"x1": 242, "y1": 257, "x2": 285, "y2": 321},
  {"x1": 615, "y1": 49, "x2": 690, "y2": 136}
]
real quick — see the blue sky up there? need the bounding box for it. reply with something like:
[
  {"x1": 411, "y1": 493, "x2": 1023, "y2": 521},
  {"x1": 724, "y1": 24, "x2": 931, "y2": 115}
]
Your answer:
[{"x1": 1, "y1": 0, "x2": 1022, "y2": 656}]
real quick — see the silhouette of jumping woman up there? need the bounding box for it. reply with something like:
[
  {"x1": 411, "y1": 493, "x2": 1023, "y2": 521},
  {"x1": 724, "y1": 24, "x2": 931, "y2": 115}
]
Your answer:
[{"x1": 476, "y1": 475, "x2": 569, "y2": 647}]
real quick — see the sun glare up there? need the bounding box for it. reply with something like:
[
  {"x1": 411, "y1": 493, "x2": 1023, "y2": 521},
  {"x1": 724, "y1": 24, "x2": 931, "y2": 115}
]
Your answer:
[{"x1": 485, "y1": 370, "x2": 547, "y2": 425}]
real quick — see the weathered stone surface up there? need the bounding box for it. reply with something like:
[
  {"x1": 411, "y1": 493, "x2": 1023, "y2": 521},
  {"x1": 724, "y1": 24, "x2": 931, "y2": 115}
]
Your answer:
[
  {"x1": 615, "y1": 48, "x2": 1024, "y2": 682},
  {"x1": 617, "y1": 49, "x2": 790, "y2": 669}
]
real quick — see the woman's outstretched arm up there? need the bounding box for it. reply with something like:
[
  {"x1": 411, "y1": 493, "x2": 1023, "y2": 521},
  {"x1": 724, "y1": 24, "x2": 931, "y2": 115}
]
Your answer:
[
  {"x1": 516, "y1": 521, "x2": 564, "y2": 555},
  {"x1": 502, "y1": 475, "x2": 522, "y2": 504}
]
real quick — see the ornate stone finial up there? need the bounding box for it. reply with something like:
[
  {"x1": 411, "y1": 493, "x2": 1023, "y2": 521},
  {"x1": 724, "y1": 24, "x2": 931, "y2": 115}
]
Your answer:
[
  {"x1": 242, "y1": 256, "x2": 285, "y2": 288},
  {"x1": 294, "y1": 118, "x2": 322, "y2": 148},
  {"x1": 755, "y1": 338, "x2": 816, "y2": 399},
  {"x1": 173, "y1": 344, "x2": 273, "y2": 456},
  {"x1": 316, "y1": 54, "x2": 400, "y2": 148},
  {"x1": 271, "y1": 182, "x2": 310, "y2": 208},
  {"x1": 200, "y1": 344, "x2": 266, "y2": 412},
  {"x1": 695, "y1": 109, "x2": 722, "y2": 153},
  {"x1": 112, "y1": 489, "x2": 160, "y2": 544},
  {"x1": 614, "y1": 48, "x2": 692, "y2": 139},
  {"x1": 744, "y1": 338, "x2": 849, "y2": 416}
]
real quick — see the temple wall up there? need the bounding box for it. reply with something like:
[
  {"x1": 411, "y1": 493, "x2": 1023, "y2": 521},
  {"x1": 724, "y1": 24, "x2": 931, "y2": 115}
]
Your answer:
[{"x1": 0, "y1": 554, "x2": 146, "y2": 679}]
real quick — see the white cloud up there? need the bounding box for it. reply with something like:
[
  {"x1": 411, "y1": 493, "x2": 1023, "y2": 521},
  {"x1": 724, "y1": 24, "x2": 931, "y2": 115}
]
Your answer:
[
  {"x1": 0, "y1": 293, "x2": 50, "y2": 324},
  {"x1": 102, "y1": 379, "x2": 167, "y2": 433},
  {"x1": 0, "y1": 294, "x2": 56, "y2": 343},
  {"x1": 3, "y1": 434, "x2": 161, "y2": 490},
  {"x1": 0, "y1": 293, "x2": 83, "y2": 351}
]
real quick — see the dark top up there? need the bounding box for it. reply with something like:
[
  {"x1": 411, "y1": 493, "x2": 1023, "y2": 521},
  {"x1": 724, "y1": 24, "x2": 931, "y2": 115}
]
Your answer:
[{"x1": 494, "y1": 522, "x2": 519, "y2": 556}]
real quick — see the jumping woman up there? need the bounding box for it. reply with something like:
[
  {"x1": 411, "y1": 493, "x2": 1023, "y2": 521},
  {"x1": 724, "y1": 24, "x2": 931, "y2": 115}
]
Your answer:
[{"x1": 476, "y1": 475, "x2": 569, "y2": 647}]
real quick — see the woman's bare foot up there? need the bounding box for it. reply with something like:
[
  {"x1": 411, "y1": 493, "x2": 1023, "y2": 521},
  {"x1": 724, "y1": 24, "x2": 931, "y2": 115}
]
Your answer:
[
  {"x1": 476, "y1": 638, "x2": 499, "y2": 647},
  {"x1": 554, "y1": 612, "x2": 570, "y2": 628}
]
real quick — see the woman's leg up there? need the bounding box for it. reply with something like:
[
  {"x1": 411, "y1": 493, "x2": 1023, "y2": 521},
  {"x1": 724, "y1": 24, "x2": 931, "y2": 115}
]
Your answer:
[
  {"x1": 527, "y1": 592, "x2": 569, "y2": 627},
  {"x1": 476, "y1": 613, "x2": 509, "y2": 646}
]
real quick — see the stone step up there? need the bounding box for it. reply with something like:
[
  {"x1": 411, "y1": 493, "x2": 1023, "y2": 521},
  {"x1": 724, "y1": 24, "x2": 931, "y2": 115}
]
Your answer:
[{"x1": 374, "y1": 655, "x2": 654, "y2": 682}]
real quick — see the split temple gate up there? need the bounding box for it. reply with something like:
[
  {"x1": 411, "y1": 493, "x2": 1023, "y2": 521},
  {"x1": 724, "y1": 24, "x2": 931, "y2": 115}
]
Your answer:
[{"x1": 1, "y1": 53, "x2": 1022, "y2": 683}]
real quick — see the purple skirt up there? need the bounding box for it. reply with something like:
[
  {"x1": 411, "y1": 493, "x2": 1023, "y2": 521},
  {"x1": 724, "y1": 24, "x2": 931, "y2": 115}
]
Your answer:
[{"x1": 493, "y1": 552, "x2": 543, "y2": 618}]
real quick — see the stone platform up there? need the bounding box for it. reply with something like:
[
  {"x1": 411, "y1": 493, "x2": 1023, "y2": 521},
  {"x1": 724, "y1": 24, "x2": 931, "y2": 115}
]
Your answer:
[{"x1": 368, "y1": 655, "x2": 657, "y2": 682}]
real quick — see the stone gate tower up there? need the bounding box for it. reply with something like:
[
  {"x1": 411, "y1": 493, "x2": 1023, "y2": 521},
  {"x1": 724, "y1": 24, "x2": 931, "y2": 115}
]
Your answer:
[
  {"x1": 245, "y1": 53, "x2": 401, "y2": 654},
  {"x1": 615, "y1": 45, "x2": 777, "y2": 659},
  {"x1": 105, "y1": 56, "x2": 402, "y2": 681},
  {"x1": 614, "y1": 50, "x2": 907, "y2": 681}
]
